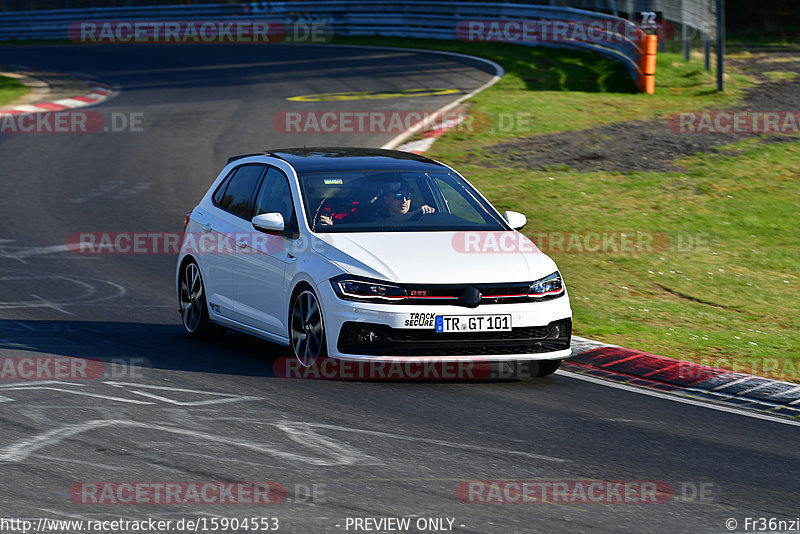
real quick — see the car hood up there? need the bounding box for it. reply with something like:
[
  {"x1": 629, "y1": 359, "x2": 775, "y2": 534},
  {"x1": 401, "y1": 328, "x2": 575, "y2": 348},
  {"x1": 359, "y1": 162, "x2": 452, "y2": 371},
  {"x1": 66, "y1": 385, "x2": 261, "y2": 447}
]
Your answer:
[{"x1": 314, "y1": 231, "x2": 559, "y2": 284}]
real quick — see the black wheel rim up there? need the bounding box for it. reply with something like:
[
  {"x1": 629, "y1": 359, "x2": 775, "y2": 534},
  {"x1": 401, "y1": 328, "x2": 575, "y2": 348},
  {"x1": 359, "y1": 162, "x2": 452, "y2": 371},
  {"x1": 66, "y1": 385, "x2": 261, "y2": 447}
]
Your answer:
[
  {"x1": 291, "y1": 291, "x2": 324, "y2": 367},
  {"x1": 180, "y1": 263, "x2": 203, "y2": 333}
]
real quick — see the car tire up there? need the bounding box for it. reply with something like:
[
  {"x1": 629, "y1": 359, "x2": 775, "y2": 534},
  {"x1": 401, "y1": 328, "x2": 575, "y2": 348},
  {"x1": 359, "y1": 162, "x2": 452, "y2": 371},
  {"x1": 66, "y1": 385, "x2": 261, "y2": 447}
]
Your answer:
[
  {"x1": 179, "y1": 260, "x2": 225, "y2": 338},
  {"x1": 290, "y1": 288, "x2": 327, "y2": 367},
  {"x1": 535, "y1": 359, "x2": 562, "y2": 377}
]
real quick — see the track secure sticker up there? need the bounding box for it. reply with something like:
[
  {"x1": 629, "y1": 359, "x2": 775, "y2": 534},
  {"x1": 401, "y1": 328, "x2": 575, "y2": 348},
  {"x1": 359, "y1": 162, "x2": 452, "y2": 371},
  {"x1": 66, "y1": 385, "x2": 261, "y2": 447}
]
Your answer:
[
  {"x1": 287, "y1": 88, "x2": 460, "y2": 102},
  {"x1": 404, "y1": 312, "x2": 436, "y2": 328}
]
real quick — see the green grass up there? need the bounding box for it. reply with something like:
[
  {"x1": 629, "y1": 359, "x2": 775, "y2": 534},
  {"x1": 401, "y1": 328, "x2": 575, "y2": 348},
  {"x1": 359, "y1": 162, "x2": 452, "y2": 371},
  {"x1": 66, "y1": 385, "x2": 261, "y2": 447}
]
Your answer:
[
  {"x1": 334, "y1": 36, "x2": 799, "y2": 381},
  {"x1": 763, "y1": 70, "x2": 797, "y2": 82},
  {"x1": 0, "y1": 74, "x2": 27, "y2": 106},
  {"x1": 334, "y1": 36, "x2": 751, "y2": 142},
  {"x1": 459, "y1": 138, "x2": 800, "y2": 382}
]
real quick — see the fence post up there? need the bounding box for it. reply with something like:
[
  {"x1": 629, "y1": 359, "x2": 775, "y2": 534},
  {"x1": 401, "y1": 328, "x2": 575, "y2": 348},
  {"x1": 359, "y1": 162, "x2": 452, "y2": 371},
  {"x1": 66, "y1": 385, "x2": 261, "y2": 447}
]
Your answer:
[
  {"x1": 683, "y1": 23, "x2": 690, "y2": 61},
  {"x1": 704, "y1": 34, "x2": 710, "y2": 70},
  {"x1": 716, "y1": 0, "x2": 724, "y2": 91}
]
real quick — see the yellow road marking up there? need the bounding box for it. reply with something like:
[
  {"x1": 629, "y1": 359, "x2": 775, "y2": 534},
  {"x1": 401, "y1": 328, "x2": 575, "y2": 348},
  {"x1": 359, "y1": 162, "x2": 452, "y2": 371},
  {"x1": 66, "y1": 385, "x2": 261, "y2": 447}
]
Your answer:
[{"x1": 288, "y1": 88, "x2": 460, "y2": 102}]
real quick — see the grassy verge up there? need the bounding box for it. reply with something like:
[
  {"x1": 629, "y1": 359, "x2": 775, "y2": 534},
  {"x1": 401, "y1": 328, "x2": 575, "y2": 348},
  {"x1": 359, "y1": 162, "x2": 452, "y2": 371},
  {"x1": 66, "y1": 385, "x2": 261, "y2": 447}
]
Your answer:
[
  {"x1": 334, "y1": 36, "x2": 799, "y2": 382},
  {"x1": 335, "y1": 37, "x2": 750, "y2": 137},
  {"x1": 454, "y1": 136, "x2": 800, "y2": 383},
  {"x1": 0, "y1": 74, "x2": 28, "y2": 106}
]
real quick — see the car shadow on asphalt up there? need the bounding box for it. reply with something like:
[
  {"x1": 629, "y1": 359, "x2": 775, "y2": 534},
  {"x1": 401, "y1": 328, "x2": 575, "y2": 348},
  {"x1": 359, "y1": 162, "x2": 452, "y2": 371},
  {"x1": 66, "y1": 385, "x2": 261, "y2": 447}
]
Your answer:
[
  {"x1": 0, "y1": 318, "x2": 288, "y2": 378},
  {"x1": 0, "y1": 319, "x2": 543, "y2": 383}
]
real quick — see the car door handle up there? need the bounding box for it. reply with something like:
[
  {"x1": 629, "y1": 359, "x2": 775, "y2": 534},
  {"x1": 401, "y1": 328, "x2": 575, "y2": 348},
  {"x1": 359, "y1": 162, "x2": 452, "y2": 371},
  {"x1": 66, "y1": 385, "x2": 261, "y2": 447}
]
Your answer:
[
  {"x1": 202, "y1": 223, "x2": 212, "y2": 233},
  {"x1": 237, "y1": 239, "x2": 247, "y2": 249},
  {"x1": 286, "y1": 253, "x2": 297, "y2": 262}
]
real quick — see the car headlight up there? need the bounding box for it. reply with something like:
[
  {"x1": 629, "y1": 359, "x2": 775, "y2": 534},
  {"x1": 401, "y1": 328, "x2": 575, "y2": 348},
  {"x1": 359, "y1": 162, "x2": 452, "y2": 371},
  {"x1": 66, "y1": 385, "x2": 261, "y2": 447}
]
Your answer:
[
  {"x1": 528, "y1": 271, "x2": 565, "y2": 299},
  {"x1": 331, "y1": 275, "x2": 408, "y2": 303}
]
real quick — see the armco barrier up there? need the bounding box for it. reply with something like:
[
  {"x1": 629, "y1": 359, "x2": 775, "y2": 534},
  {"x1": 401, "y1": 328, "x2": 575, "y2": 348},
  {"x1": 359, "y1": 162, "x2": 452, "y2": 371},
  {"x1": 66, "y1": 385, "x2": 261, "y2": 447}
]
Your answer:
[{"x1": 0, "y1": 1, "x2": 656, "y2": 93}]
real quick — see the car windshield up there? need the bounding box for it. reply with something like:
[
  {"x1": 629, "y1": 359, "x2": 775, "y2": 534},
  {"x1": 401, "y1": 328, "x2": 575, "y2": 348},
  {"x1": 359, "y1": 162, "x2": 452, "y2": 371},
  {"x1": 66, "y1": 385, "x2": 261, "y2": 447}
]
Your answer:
[{"x1": 298, "y1": 170, "x2": 508, "y2": 233}]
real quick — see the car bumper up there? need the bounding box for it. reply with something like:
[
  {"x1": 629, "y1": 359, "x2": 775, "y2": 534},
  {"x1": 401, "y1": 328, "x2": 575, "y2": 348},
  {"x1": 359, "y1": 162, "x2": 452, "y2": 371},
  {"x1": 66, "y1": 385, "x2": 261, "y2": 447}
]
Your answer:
[{"x1": 318, "y1": 282, "x2": 573, "y2": 362}]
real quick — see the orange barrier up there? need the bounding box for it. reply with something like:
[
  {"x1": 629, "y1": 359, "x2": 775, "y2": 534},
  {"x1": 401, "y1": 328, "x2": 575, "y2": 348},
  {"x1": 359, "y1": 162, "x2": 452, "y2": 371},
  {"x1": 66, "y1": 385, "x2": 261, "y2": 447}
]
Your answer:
[{"x1": 637, "y1": 34, "x2": 658, "y2": 94}]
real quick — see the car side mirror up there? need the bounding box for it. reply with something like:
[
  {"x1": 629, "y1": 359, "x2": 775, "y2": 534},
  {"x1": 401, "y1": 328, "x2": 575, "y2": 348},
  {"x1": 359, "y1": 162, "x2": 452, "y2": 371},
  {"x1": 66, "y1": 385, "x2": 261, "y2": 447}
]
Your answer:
[
  {"x1": 252, "y1": 212, "x2": 285, "y2": 233},
  {"x1": 503, "y1": 210, "x2": 527, "y2": 230}
]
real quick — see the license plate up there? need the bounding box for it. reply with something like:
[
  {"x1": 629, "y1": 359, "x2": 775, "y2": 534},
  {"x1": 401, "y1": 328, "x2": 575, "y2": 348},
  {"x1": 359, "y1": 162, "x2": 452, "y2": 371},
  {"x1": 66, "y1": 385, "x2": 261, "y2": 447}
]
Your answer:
[{"x1": 435, "y1": 314, "x2": 512, "y2": 333}]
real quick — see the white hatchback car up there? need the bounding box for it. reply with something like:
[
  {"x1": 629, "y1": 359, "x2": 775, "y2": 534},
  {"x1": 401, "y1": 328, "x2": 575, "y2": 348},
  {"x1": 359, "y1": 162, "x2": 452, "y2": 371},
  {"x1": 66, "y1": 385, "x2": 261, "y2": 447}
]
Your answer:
[{"x1": 176, "y1": 148, "x2": 572, "y2": 375}]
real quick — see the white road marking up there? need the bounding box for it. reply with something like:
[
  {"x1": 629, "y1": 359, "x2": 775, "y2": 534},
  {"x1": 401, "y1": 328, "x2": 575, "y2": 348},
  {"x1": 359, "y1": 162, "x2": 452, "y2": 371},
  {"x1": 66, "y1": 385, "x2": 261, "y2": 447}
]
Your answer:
[
  {"x1": 103, "y1": 381, "x2": 262, "y2": 406},
  {"x1": 773, "y1": 386, "x2": 800, "y2": 398},
  {"x1": 277, "y1": 421, "x2": 381, "y2": 466},
  {"x1": 0, "y1": 380, "x2": 87, "y2": 388},
  {"x1": 53, "y1": 98, "x2": 90, "y2": 107},
  {"x1": 557, "y1": 370, "x2": 800, "y2": 427},
  {"x1": 7, "y1": 104, "x2": 41, "y2": 112},
  {"x1": 397, "y1": 137, "x2": 436, "y2": 153},
  {"x1": 710, "y1": 376, "x2": 753, "y2": 390},
  {"x1": 737, "y1": 382, "x2": 773, "y2": 396},
  {"x1": 0, "y1": 243, "x2": 76, "y2": 262},
  {"x1": 0, "y1": 271, "x2": 125, "y2": 310},
  {"x1": 1, "y1": 382, "x2": 259, "y2": 407},
  {"x1": 103, "y1": 381, "x2": 257, "y2": 395},
  {"x1": 0, "y1": 386, "x2": 154, "y2": 404},
  {"x1": 301, "y1": 422, "x2": 570, "y2": 463},
  {"x1": 33, "y1": 454, "x2": 125, "y2": 471},
  {"x1": 0, "y1": 419, "x2": 382, "y2": 466},
  {"x1": 126, "y1": 390, "x2": 261, "y2": 406},
  {"x1": 378, "y1": 47, "x2": 504, "y2": 150},
  {"x1": 29, "y1": 294, "x2": 72, "y2": 315},
  {"x1": 571, "y1": 335, "x2": 617, "y2": 348}
]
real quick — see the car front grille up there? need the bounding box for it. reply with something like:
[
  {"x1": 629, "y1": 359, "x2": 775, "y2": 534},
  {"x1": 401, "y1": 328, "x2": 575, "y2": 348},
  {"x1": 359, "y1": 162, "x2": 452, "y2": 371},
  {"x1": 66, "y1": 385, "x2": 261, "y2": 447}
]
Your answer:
[
  {"x1": 401, "y1": 282, "x2": 561, "y2": 305},
  {"x1": 337, "y1": 319, "x2": 571, "y2": 357}
]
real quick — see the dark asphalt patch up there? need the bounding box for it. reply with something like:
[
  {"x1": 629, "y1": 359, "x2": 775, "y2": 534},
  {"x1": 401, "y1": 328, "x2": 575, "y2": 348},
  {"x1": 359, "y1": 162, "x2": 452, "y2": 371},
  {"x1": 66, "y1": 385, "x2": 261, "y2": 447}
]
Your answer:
[{"x1": 488, "y1": 49, "x2": 800, "y2": 172}]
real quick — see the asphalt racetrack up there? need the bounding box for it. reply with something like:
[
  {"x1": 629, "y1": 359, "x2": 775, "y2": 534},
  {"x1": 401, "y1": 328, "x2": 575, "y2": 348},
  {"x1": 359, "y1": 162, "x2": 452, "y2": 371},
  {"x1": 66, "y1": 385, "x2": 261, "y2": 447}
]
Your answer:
[{"x1": 0, "y1": 44, "x2": 798, "y2": 534}]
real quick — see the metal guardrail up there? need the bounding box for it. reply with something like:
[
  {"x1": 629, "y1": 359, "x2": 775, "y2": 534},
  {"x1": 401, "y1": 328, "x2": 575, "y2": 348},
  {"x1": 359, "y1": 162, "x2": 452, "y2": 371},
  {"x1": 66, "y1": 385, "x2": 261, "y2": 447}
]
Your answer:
[{"x1": 0, "y1": 1, "x2": 653, "y2": 91}]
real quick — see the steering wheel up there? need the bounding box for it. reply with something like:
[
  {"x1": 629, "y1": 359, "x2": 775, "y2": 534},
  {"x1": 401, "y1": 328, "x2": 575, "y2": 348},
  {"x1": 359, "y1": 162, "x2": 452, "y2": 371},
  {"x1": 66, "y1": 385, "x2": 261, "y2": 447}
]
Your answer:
[{"x1": 407, "y1": 208, "x2": 428, "y2": 222}]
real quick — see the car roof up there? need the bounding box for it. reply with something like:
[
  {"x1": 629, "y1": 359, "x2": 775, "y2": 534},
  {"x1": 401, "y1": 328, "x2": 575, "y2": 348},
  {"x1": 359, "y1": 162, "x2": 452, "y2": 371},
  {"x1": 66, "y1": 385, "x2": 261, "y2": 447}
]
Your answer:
[{"x1": 228, "y1": 147, "x2": 448, "y2": 173}]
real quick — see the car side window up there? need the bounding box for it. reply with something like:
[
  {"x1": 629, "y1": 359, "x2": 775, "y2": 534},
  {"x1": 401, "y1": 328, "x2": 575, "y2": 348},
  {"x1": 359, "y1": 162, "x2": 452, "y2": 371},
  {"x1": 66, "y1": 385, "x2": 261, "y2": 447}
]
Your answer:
[
  {"x1": 212, "y1": 169, "x2": 234, "y2": 206},
  {"x1": 253, "y1": 167, "x2": 297, "y2": 232},
  {"x1": 215, "y1": 164, "x2": 266, "y2": 220}
]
